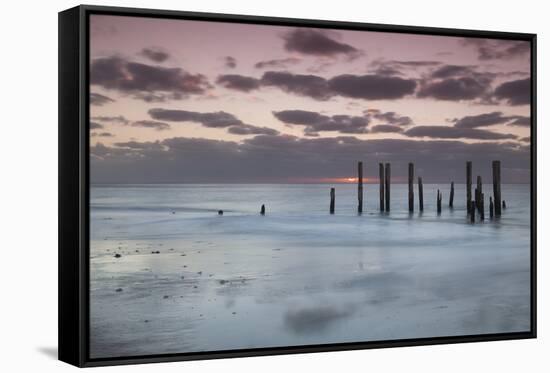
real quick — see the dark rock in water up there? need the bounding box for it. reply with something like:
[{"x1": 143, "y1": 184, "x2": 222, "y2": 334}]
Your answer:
[
  {"x1": 151, "y1": 250, "x2": 160, "y2": 254},
  {"x1": 163, "y1": 295, "x2": 170, "y2": 299},
  {"x1": 197, "y1": 271, "x2": 202, "y2": 275},
  {"x1": 171, "y1": 211, "x2": 176, "y2": 214},
  {"x1": 115, "y1": 288, "x2": 123, "y2": 292},
  {"x1": 218, "y1": 210, "x2": 224, "y2": 215},
  {"x1": 232, "y1": 312, "x2": 237, "y2": 315},
  {"x1": 193, "y1": 285, "x2": 198, "y2": 289},
  {"x1": 144, "y1": 319, "x2": 149, "y2": 323},
  {"x1": 219, "y1": 279, "x2": 227, "y2": 285},
  {"x1": 260, "y1": 204, "x2": 266, "y2": 215},
  {"x1": 180, "y1": 254, "x2": 186, "y2": 256},
  {"x1": 114, "y1": 253, "x2": 122, "y2": 258},
  {"x1": 181, "y1": 276, "x2": 185, "y2": 279},
  {"x1": 502, "y1": 200, "x2": 507, "y2": 209}
]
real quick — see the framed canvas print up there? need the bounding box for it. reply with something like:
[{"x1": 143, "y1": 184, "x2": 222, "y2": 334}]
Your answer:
[{"x1": 58, "y1": 5, "x2": 536, "y2": 367}]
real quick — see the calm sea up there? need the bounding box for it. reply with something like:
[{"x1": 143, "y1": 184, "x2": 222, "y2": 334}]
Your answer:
[{"x1": 89, "y1": 184, "x2": 531, "y2": 358}]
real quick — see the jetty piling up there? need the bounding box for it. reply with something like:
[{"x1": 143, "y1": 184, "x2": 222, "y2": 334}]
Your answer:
[
  {"x1": 408, "y1": 163, "x2": 414, "y2": 213},
  {"x1": 479, "y1": 193, "x2": 485, "y2": 220},
  {"x1": 489, "y1": 197, "x2": 494, "y2": 218},
  {"x1": 470, "y1": 201, "x2": 475, "y2": 223},
  {"x1": 449, "y1": 182, "x2": 454, "y2": 208},
  {"x1": 493, "y1": 160, "x2": 502, "y2": 217},
  {"x1": 467, "y1": 161, "x2": 472, "y2": 214},
  {"x1": 437, "y1": 190, "x2": 442, "y2": 215},
  {"x1": 379, "y1": 163, "x2": 385, "y2": 212},
  {"x1": 357, "y1": 161, "x2": 363, "y2": 214},
  {"x1": 476, "y1": 176, "x2": 483, "y2": 214},
  {"x1": 330, "y1": 188, "x2": 335, "y2": 214},
  {"x1": 385, "y1": 163, "x2": 391, "y2": 212},
  {"x1": 260, "y1": 204, "x2": 265, "y2": 215},
  {"x1": 418, "y1": 177, "x2": 424, "y2": 212},
  {"x1": 503, "y1": 200, "x2": 507, "y2": 209}
]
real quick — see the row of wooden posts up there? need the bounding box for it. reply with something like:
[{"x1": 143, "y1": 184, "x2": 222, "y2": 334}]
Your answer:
[{"x1": 328, "y1": 160, "x2": 505, "y2": 222}]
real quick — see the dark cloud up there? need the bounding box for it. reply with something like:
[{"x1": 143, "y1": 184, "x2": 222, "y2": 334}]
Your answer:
[
  {"x1": 216, "y1": 74, "x2": 261, "y2": 92},
  {"x1": 149, "y1": 108, "x2": 242, "y2": 127},
  {"x1": 453, "y1": 111, "x2": 512, "y2": 129},
  {"x1": 370, "y1": 124, "x2": 403, "y2": 133},
  {"x1": 282, "y1": 29, "x2": 359, "y2": 58},
  {"x1": 139, "y1": 47, "x2": 170, "y2": 63},
  {"x1": 494, "y1": 78, "x2": 530, "y2": 106},
  {"x1": 224, "y1": 56, "x2": 237, "y2": 69},
  {"x1": 90, "y1": 92, "x2": 115, "y2": 106},
  {"x1": 91, "y1": 115, "x2": 129, "y2": 125},
  {"x1": 254, "y1": 57, "x2": 301, "y2": 69},
  {"x1": 405, "y1": 126, "x2": 517, "y2": 140},
  {"x1": 369, "y1": 59, "x2": 442, "y2": 76},
  {"x1": 417, "y1": 77, "x2": 489, "y2": 101},
  {"x1": 217, "y1": 71, "x2": 416, "y2": 101},
  {"x1": 328, "y1": 74, "x2": 417, "y2": 100},
  {"x1": 261, "y1": 71, "x2": 331, "y2": 100},
  {"x1": 148, "y1": 108, "x2": 277, "y2": 136},
  {"x1": 508, "y1": 116, "x2": 530, "y2": 127},
  {"x1": 430, "y1": 65, "x2": 476, "y2": 79},
  {"x1": 417, "y1": 65, "x2": 496, "y2": 101},
  {"x1": 90, "y1": 135, "x2": 529, "y2": 184},
  {"x1": 131, "y1": 120, "x2": 171, "y2": 131},
  {"x1": 520, "y1": 136, "x2": 530, "y2": 142},
  {"x1": 367, "y1": 110, "x2": 413, "y2": 126},
  {"x1": 90, "y1": 56, "x2": 211, "y2": 100},
  {"x1": 90, "y1": 121, "x2": 103, "y2": 130},
  {"x1": 462, "y1": 39, "x2": 530, "y2": 61},
  {"x1": 273, "y1": 109, "x2": 369, "y2": 134},
  {"x1": 227, "y1": 124, "x2": 279, "y2": 135}
]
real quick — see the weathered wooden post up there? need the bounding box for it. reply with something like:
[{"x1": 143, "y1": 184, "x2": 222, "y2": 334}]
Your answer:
[
  {"x1": 466, "y1": 161, "x2": 472, "y2": 213},
  {"x1": 357, "y1": 161, "x2": 363, "y2": 214},
  {"x1": 379, "y1": 163, "x2": 385, "y2": 212},
  {"x1": 437, "y1": 190, "x2": 442, "y2": 215},
  {"x1": 476, "y1": 176, "x2": 483, "y2": 214},
  {"x1": 449, "y1": 182, "x2": 454, "y2": 208},
  {"x1": 489, "y1": 196, "x2": 494, "y2": 218},
  {"x1": 385, "y1": 163, "x2": 391, "y2": 212},
  {"x1": 408, "y1": 163, "x2": 414, "y2": 213},
  {"x1": 479, "y1": 193, "x2": 485, "y2": 220},
  {"x1": 502, "y1": 200, "x2": 506, "y2": 209},
  {"x1": 493, "y1": 160, "x2": 502, "y2": 217},
  {"x1": 218, "y1": 210, "x2": 224, "y2": 215},
  {"x1": 470, "y1": 201, "x2": 475, "y2": 223},
  {"x1": 260, "y1": 204, "x2": 265, "y2": 215},
  {"x1": 330, "y1": 188, "x2": 335, "y2": 214},
  {"x1": 418, "y1": 177, "x2": 424, "y2": 212}
]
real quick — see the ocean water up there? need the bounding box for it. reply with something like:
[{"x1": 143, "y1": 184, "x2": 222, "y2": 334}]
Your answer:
[{"x1": 89, "y1": 183, "x2": 531, "y2": 358}]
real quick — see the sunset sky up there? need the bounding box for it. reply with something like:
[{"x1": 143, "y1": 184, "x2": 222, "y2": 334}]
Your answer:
[{"x1": 89, "y1": 15, "x2": 531, "y2": 184}]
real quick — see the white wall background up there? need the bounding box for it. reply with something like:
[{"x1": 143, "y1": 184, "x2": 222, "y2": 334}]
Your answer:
[{"x1": 0, "y1": 0, "x2": 546, "y2": 371}]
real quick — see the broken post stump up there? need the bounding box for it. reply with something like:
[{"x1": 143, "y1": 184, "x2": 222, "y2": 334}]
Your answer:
[
  {"x1": 330, "y1": 188, "x2": 335, "y2": 214},
  {"x1": 218, "y1": 210, "x2": 223, "y2": 215},
  {"x1": 358, "y1": 161, "x2": 363, "y2": 214},
  {"x1": 418, "y1": 177, "x2": 424, "y2": 212},
  {"x1": 385, "y1": 163, "x2": 391, "y2": 212},
  {"x1": 408, "y1": 163, "x2": 414, "y2": 213},
  {"x1": 379, "y1": 163, "x2": 385, "y2": 212},
  {"x1": 437, "y1": 190, "x2": 442, "y2": 215},
  {"x1": 467, "y1": 161, "x2": 472, "y2": 214},
  {"x1": 503, "y1": 200, "x2": 506, "y2": 209},
  {"x1": 489, "y1": 196, "x2": 494, "y2": 218},
  {"x1": 493, "y1": 160, "x2": 502, "y2": 217},
  {"x1": 260, "y1": 204, "x2": 265, "y2": 215},
  {"x1": 449, "y1": 181, "x2": 454, "y2": 208}
]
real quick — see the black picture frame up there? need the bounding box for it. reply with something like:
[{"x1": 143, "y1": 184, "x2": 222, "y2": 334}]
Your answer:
[{"x1": 59, "y1": 4, "x2": 537, "y2": 367}]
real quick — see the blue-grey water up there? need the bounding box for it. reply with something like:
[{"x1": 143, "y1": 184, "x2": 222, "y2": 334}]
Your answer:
[{"x1": 89, "y1": 183, "x2": 531, "y2": 358}]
